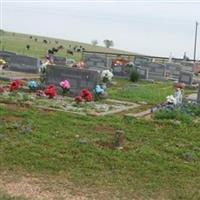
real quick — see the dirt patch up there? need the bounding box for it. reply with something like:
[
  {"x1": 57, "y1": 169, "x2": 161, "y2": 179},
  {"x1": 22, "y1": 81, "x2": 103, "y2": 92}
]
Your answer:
[
  {"x1": 0, "y1": 170, "x2": 121, "y2": 200},
  {"x1": 0, "y1": 171, "x2": 88, "y2": 200},
  {"x1": 94, "y1": 126, "x2": 115, "y2": 135},
  {"x1": 0, "y1": 102, "x2": 28, "y2": 112}
]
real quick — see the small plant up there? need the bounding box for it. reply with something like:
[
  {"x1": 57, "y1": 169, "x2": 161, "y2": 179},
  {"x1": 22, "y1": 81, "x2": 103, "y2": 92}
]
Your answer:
[{"x1": 130, "y1": 70, "x2": 139, "y2": 82}]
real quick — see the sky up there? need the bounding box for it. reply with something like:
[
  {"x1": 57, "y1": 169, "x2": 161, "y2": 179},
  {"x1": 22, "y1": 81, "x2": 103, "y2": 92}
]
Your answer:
[{"x1": 1, "y1": 0, "x2": 200, "y2": 59}]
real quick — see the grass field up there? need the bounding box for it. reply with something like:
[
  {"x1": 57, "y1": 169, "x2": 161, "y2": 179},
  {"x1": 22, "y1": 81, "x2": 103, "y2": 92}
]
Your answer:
[
  {"x1": 0, "y1": 30, "x2": 136, "y2": 60},
  {"x1": 108, "y1": 79, "x2": 174, "y2": 104},
  {"x1": 0, "y1": 79, "x2": 200, "y2": 199},
  {"x1": 0, "y1": 102, "x2": 200, "y2": 199}
]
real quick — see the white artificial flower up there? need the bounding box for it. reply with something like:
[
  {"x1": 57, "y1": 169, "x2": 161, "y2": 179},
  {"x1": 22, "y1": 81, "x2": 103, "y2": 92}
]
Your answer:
[{"x1": 101, "y1": 70, "x2": 113, "y2": 82}]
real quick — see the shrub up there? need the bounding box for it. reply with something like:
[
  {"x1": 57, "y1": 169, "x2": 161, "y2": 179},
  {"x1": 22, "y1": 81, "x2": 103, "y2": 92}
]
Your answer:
[{"x1": 130, "y1": 70, "x2": 139, "y2": 82}]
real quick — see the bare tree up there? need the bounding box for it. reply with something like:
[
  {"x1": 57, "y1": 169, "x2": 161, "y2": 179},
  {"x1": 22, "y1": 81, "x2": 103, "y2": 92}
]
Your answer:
[
  {"x1": 91, "y1": 40, "x2": 98, "y2": 46},
  {"x1": 103, "y1": 39, "x2": 114, "y2": 48}
]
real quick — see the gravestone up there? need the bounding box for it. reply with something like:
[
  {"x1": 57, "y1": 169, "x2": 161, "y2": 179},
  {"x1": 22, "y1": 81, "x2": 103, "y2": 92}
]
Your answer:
[
  {"x1": 0, "y1": 51, "x2": 16, "y2": 63},
  {"x1": 197, "y1": 84, "x2": 200, "y2": 104},
  {"x1": 143, "y1": 62, "x2": 166, "y2": 80},
  {"x1": 83, "y1": 53, "x2": 107, "y2": 68},
  {"x1": 180, "y1": 61, "x2": 194, "y2": 72},
  {"x1": 165, "y1": 63, "x2": 182, "y2": 80},
  {"x1": 44, "y1": 65, "x2": 101, "y2": 95},
  {"x1": 134, "y1": 56, "x2": 152, "y2": 66},
  {"x1": 112, "y1": 64, "x2": 133, "y2": 78},
  {"x1": 178, "y1": 71, "x2": 194, "y2": 85},
  {"x1": 53, "y1": 56, "x2": 66, "y2": 65},
  {"x1": 8, "y1": 55, "x2": 40, "y2": 73},
  {"x1": 135, "y1": 66, "x2": 148, "y2": 79}
]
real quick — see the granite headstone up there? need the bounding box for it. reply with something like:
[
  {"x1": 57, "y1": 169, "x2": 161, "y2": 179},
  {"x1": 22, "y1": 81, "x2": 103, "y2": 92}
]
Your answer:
[
  {"x1": 8, "y1": 55, "x2": 40, "y2": 73},
  {"x1": 53, "y1": 56, "x2": 66, "y2": 65},
  {"x1": 44, "y1": 65, "x2": 101, "y2": 95},
  {"x1": 83, "y1": 53, "x2": 107, "y2": 68},
  {"x1": 178, "y1": 71, "x2": 194, "y2": 85}
]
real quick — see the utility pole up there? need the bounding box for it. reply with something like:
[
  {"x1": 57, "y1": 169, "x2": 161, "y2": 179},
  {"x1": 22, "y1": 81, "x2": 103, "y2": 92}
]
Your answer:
[{"x1": 193, "y1": 21, "x2": 198, "y2": 62}]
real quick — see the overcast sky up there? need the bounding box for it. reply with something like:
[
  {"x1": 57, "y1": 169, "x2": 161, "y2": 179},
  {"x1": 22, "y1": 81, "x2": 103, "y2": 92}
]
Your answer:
[{"x1": 1, "y1": 0, "x2": 200, "y2": 58}]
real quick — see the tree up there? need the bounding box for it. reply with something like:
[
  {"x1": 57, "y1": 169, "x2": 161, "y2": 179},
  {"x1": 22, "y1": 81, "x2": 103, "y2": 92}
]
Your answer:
[
  {"x1": 103, "y1": 39, "x2": 114, "y2": 48},
  {"x1": 91, "y1": 40, "x2": 98, "y2": 46}
]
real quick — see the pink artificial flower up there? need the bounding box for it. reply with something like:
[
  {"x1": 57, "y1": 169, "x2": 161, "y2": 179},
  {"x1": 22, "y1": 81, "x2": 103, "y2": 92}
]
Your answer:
[{"x1": 60, "y1": 80, "x2": 70, "y2": 90}]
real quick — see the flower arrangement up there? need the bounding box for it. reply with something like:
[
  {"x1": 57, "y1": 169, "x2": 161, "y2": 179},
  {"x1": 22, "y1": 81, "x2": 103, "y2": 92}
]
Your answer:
[
  {"x1": 0, "y1": 87, "x2": 4, "y2": 93},
  {"x1": 81, "y1": 88, "x2": 93, "y2": 102},
  {"x1": 74, "y1": 96, "x2": 83, "y2": 104},
  {"x1": 94, "y1": 85, "x2": 104, "y2": 95},
  {"x1": 101, "y1": 70, "x2": 113, "y2": 83},
  {"x1": 60, "y1": 80, "x2": 70, "y2": 95},
  {"x1": 27, "y1": 80, "x2": 38, "y2": 91},
  {"x1": 94, "y1": 85, "x2": 107, "y2": 100},
  {"x1": 44, "y1": 85, "x2": 57, "y2": 98},
  {"x1": 10, "y1": 80, "x2": 22, "y2": 91}
]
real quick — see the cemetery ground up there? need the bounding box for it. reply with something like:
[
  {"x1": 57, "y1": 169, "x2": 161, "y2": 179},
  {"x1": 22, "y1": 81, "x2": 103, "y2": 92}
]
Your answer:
[{"x1": 1, "y1": 79, "x2": 200, "y2": 200}]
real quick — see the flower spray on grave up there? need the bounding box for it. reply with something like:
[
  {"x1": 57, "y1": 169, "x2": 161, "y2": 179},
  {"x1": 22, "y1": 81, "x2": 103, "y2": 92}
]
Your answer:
[
  {"x1": 27, "y1": 80, "x2": 38, "y2": 92},
  {"x1": 94, "y1": 85, "x2": 107, "y2": 101},
  {"x1": 59, "y1": 80, "x2": 70, "y2": 96},
  {"x1": 9, "y1": 80, "x2": 22, "y2": 92},
  {"x1": 44, "y1": 84, "x2": 57, "y2": 99},
  {"x1": 101, "y1": 70, "x2": 113, "y2": 87},
  {"x1": 74, "y1": 88, "x2": 93, "y2": 107}
]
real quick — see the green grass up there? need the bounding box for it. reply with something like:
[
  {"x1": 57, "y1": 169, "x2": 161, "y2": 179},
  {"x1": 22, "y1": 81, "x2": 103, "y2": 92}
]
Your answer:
[
  {"x1": 1, "y1": 104, "x2": 200, "y2": 199},
  {"x1": 108, "y1": 79, "x2": 174, "y2": 104},
  {"x1": 0, "y1": 30, "x2": 135, "y2": 60}
]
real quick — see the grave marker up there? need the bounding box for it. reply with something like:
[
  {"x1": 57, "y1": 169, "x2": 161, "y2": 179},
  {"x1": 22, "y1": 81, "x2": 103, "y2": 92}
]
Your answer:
[
  {"x1": 44, "y1": 65, "x2": 101, "y2": 95},
  {"x1": 83, "y1": 53, "x2": 107, "y2": 68},
  {"x1": 9, "y1": 55, "x2": 40, "y2": 73},
  {"x1": 53, "y1": 56, "x2": 66, "y2": 65},
  {"x1": 178, "y1": 71, "x2": 194, "y2": 85}
]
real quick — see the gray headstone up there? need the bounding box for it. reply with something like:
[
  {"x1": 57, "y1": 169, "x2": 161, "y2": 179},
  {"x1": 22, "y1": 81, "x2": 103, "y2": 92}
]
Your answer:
[
  {"x1": 165, "y1": 63, "x2": 182, "y2": 79},
  {"x1": 0, "y1": 51, "x2": 16, "y2": 63},
  {"x1": 135, "y1": 66, "x2": 148, "y2": 79},
  {"x1": 83, "y1": 53, "x2": 107, "y2": 68},
  {"x1": 8, "y1": 55, "x2": 40, "y2": 73},
  {"x1": 53, "y1": 56, "x2": 66, "y2": 65},
  {"x1": 143, "y1": 62, "x2": 166, "y2": 80},
  {"x1": 44, "y1": 65, "x2": 101, "y2": 95},
  {"x1": 134, "y1": 56, "x2": 152, "y2": 66},
  {"x1": 178, "y1": 71, "x2": 194, "y2": 85}
]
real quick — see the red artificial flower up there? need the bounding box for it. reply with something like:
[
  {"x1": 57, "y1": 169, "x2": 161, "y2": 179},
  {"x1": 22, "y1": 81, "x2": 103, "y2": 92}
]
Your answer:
[
  {"x1": 74, "y1": 96, "x2": 83, "y2": 104},
  {"x1": 0, "y1": 87, "x2": 4, "y2": 93},
  {"x1": 174, "y1": 82, "x2": 185, "y2": 89},
  {"x1": 44, "y1": 85, "x2": 57, "y2": 98},
  {"x1": 81, "y1": 88, "x2": 93, "y2": 102},
  {"x1": 10, "y1": 80, "x2": 22, "y2": 91}
]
